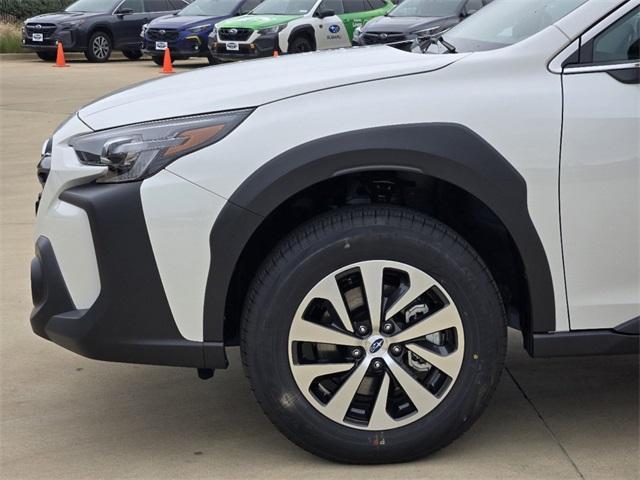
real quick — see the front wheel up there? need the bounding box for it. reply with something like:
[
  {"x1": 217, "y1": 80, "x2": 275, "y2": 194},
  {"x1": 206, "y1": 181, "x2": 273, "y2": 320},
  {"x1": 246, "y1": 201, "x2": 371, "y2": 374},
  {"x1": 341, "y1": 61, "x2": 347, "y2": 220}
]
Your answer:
[
  {"x1": 288, "y1": 35, "x2": 313, "y2": 53},
  {"x1": 207, "y1": 53, "x2": 220, "y2": 65},
  {"x1": 85, "y1": 31, "x2": 112, "y2": 62},
  {"x1": 122, "y1": 49, "x2": 142, "y2": 60},
  {"x1": 241, "y1": 206, "x2": 507, "y2": 463}
]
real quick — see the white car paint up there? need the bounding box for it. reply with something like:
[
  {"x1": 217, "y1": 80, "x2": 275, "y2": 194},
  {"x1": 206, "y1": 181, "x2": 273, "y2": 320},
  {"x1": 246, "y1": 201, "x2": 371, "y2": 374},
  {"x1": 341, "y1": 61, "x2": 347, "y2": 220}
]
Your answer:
[
  {"x1": 140, "y1": 169, "x2": 227, "y2": 342},
  {"x1": 36, "y1": 0, "x2": 639, "y2": 343}
]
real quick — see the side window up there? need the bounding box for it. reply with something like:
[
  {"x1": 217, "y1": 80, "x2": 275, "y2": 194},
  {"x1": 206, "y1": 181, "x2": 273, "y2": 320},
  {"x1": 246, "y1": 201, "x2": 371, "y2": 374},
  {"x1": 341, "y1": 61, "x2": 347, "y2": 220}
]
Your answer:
[
  {"x1": 464, "y1": 0, "x2": 483, "y2": 14},
  {"x1": 343, "y1": 0, "x2": 367, "y2": 13},
  {"x1": 119, "y1": 0, "x2": 144, "y2": 12},
  {"x1": 367, "y1": 0, "x2": 384, "y2": 9},
  {"x1": 238, "y1": 0, "x2": 262, "y2": 14},
  {"x1": 592, "y1": 8, "x2": 639, "y2": 64},
  {"x1": 144, "y1": 0, "x2": 171, "y2": 12},
  {"x1": 318, "y1": 0, "x2": 344, "y2": 14}
]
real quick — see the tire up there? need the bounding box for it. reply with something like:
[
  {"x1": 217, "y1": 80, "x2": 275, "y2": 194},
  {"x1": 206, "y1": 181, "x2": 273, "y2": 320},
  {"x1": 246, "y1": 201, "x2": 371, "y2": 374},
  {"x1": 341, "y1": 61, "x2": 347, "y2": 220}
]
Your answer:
[
  {"x1": 85, "y1": 31, "x2": 112, "y2": 62},
  {"x1": 122, "y1": 49, "x2": 143, "y2": 60},
  {"x1": 36, "y1": 51, "x2": 56, "y2": 62},
  {"x1": 288, "y1": 35, "x2": 313, "y2": 53},
  {"x1": 241, "y1": 206, "x2": 507, "y2": 464},
  {"x1": 207, "y1": 53, "x2": 220, "y2": 65}
]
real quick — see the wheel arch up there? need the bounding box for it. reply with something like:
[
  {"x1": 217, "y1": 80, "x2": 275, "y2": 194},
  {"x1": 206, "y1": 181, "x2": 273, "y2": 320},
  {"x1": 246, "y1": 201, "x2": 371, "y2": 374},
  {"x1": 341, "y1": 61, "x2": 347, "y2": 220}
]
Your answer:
[
  {"x1": 287, "y1": 25, "x2": 316, "y2": 51},
  {"x1": 87, "y1": 24, "x2": 114, "y2": 46},
  {"x1": 203, "y1": 123, "x2": 555, "y2": 355}
]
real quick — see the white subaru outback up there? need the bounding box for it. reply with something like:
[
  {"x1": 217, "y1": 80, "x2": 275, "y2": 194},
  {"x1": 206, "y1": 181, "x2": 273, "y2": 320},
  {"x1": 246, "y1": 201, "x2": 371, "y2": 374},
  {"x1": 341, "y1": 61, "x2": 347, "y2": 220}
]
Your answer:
[{"x1": 32, "y1": 0, "x2": 639, "y2": 464}]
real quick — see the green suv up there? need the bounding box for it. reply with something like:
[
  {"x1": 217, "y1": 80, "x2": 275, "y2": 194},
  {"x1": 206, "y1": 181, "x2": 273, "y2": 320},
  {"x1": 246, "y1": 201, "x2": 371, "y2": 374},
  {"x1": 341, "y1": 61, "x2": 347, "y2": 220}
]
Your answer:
[{"x1": 208, "y1": 0, "x2": 394, "y2": 60}]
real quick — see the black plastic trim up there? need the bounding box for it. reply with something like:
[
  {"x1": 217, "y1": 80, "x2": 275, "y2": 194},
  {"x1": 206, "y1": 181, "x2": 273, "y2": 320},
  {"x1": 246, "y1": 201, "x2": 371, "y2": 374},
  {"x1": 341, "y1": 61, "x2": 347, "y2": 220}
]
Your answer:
[
  {"x1": 615, "y1": 316, "x2": 640, "y2": 335},
  {"x1": 203, "y1": 123, "x2": 556, "y2": 344},
  {"x1": 531, "y1": 329, "x2": 639, "y2": 357},
  {"x1": 30, "y1": 236, "x2": 76, "y2": 339},
  {"x1": 30, "y1": 182, "x2": 228, "y2": 369}
]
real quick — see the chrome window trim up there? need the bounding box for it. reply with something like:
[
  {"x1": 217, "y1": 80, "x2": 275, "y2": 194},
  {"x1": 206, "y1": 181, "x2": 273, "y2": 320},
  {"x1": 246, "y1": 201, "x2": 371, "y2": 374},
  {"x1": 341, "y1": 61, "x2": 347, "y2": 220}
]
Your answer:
[{"x1": 549, "y1": 1, "x2": 639, "y2": 74}]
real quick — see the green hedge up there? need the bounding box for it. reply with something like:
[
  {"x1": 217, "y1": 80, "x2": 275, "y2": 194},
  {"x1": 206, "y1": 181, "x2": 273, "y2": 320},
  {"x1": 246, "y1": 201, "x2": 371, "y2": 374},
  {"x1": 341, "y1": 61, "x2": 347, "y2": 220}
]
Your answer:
[{"x1": 1, "y1": 0, "x2": 74, "y2": 22}]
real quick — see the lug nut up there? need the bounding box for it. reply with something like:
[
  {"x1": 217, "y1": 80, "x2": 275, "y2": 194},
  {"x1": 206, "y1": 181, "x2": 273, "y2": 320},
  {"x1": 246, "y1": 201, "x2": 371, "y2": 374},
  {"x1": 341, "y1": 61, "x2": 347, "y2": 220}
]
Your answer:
[
  {"x1": 356, "y1": 325, "x2": 369, "y2": 337},
  {"x1": 382, "y1": 322, "x2": 394, "y2": 334},
  {"x1": 372, "y1": 359, "x2": 384, "y2": 370},
  {"x1": 390, "y1": 344, "x2": 403, "y2": 356},
  {"x1": 351, "y1": 347, "x2": 364, "y2": 359}
]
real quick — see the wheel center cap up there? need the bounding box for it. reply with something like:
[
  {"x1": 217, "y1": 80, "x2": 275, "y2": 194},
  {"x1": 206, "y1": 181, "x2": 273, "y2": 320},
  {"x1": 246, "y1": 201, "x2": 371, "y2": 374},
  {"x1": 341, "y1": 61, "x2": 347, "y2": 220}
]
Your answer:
[{"x1": 368, "y1": 336, "x2": 385, "y2": 354}]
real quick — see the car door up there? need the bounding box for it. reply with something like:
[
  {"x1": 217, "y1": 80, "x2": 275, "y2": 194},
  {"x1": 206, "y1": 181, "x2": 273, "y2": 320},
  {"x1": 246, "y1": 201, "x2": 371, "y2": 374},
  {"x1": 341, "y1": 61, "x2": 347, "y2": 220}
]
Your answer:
[
  {"x1": 338, "y1": 0, "x2": 378, "y2": 43},
  {"x1": 313, "y1": 0, "x2": 347, "y2": 50},
  {"x1": 560, "y1": 4, "x2": 639, "y2": 330},
  {"x1": 112, "y1": 0, "x2": 148, "y2": 47}
]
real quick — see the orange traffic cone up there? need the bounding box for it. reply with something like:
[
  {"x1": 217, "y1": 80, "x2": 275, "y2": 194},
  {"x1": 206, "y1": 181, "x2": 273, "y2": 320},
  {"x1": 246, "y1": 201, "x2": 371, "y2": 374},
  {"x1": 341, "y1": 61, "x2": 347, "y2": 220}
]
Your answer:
[
  {"x1": 53, "y1": 42, "x2": 68, "y2": 68},
  {"x1": 160, "y1": 47, "x2": 174, "y2": 74},
  {"x1": 273, "y1": 50, "x2": 279, "y2": 58}
]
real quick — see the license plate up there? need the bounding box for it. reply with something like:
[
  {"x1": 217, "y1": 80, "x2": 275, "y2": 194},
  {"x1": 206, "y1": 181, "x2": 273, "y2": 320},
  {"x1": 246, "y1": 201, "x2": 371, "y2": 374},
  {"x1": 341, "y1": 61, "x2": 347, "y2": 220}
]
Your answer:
[
  {"x1": 32, "y1": 33, "x2": 43, "y2": 42},
  {"x1": 155, "y1": 41, "x2": 168, "y2": 50},
  {"x1": 226, "y1": 42, "x2": 239, "y2": 51}
]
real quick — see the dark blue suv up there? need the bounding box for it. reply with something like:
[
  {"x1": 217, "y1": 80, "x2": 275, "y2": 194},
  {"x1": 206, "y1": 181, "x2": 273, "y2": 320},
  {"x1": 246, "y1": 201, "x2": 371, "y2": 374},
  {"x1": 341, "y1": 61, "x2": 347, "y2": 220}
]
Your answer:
[{"x1": 141, "y1": 0, "x2": 263, "y2": 64}]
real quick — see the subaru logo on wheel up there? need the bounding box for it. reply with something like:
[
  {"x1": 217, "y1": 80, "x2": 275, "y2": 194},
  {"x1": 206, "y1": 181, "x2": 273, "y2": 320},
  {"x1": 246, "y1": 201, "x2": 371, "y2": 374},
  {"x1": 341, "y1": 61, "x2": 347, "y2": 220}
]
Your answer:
[
  {"x1": 328, "y1": 24, "x2": 340, "y2": 34},
  {"x1": 229, "y1": 28, "x2": 238, "y2": 35},
  {"x1": 369, "y1": 338, "x2": 384, "y2": 354}
]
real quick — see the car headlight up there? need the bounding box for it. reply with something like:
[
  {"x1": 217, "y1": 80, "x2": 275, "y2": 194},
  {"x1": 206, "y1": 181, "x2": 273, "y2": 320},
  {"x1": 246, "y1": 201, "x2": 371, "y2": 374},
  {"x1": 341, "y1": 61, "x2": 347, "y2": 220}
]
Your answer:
[
  {"x1": 141, "y1": 23, "x2": 148, "y2": 37},
  {"x1": 209, "y1": 27, "x2": 217, "y2": 39},
  {"x1": 69, "y1": 109, "x2": 252, "y2": 183},
  {"x1": 353, "y1": 26, "x2": 363, "y2": 38},
  {"x1": 60, "y1": 19, "x2": 84, "y2": 29},
  {"x1": 257, "y1": 24, "x2": 287, "y2": 35},
  {"x1": 188, "y1": 24, "x2": 211, "y2": 33}
]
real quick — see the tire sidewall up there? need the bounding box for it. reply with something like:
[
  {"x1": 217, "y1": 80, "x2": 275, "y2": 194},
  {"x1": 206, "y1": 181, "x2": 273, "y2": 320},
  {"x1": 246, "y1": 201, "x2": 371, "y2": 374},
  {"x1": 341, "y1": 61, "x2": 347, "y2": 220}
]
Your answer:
[
  {"x1": 243, "y1": 209, "x2": 505, "y2": 462},
  {"x1": 85, "y1": 32, "x2": 112, "y2": 62},
  {"x1": 289, "y1": 35, "x2": 312, "y2": 53}
]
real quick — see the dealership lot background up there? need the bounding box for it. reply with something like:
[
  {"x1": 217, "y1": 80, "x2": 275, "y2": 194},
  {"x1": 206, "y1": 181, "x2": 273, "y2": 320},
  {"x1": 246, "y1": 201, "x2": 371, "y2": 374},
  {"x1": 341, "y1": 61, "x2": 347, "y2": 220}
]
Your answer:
[{"x1": 0, "y1": 56, "x2": 638, "y2": 479}]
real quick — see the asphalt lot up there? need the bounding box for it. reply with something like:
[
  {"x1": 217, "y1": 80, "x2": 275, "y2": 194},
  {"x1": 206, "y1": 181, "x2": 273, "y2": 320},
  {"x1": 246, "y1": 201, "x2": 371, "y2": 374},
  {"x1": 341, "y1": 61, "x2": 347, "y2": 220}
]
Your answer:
[{"x1": 1, "y1": 54, "x2": 639, "y2": 479}]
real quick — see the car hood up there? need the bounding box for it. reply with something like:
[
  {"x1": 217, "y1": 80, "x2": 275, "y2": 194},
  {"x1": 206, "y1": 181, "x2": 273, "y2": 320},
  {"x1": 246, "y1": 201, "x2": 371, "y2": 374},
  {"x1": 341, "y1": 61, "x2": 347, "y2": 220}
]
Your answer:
[
  {"x1": 78, "y1": 46, "x2": 470, "y2": 130},
  {"x1": 148, "y1": 14, "x2": 225, "y2": 29},
  {"x1": 26, "y1": 11, "x2": 102, "y2": 24},
  {"x1": 364, "y1": 15, "x2": 449, "y2": 33},
  {"x1": 216, "y1": 14, "x2": 302, "y2": 30}
]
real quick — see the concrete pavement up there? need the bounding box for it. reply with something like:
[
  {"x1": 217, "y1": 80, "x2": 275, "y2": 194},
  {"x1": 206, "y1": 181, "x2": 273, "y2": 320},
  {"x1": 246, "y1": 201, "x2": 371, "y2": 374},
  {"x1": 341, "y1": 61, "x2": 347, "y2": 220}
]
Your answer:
[{"x1": 1, "y1": 56, "x2": 638, "y2": 479}]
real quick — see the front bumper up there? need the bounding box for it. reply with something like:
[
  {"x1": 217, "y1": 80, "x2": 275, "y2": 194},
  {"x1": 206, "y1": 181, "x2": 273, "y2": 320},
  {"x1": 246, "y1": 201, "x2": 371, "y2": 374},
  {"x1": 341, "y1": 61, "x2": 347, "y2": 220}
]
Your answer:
[
  {"x1": 31, "y1": 180, "x2": 228, "y2": 369},
  {"x1": 208, "y1": 33, "x2": 278, "y2": 61},
  {"x1": 22, "y1": 28, "x2": 86, "y2": 52},
  {"x1": 141, "y1": 35, "x2": 209, "y2": 58}
]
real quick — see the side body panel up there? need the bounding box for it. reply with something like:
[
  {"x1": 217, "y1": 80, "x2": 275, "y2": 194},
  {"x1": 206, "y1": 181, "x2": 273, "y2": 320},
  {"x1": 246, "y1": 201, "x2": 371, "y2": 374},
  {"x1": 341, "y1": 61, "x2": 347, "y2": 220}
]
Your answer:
[
  {"x1": 168, "y1": 26, "x2": 572, "y2": 336},
  {"x1": 561, "y1": 71, "x2": 640, "y2": 330}
]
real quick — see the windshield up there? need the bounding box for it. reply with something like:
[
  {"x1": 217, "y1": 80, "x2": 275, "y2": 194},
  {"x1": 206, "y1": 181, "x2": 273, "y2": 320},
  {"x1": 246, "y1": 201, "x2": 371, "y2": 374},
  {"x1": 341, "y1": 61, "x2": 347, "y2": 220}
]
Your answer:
[
  {"x1": 179, "y1": 0, "x2": 238, "y2": 15},
  {"x1": 65, "y1": 0, "x2": 114, "y2": 12},
  {"x1": 390, "y1": 0, "x2": 464, "y2": 18},
  {"x1": 444, "y1": 0, "x2": 589, "y2": 52},
  {"x1": 251, "y1": 0, "x2": 316, "y2": 15}
]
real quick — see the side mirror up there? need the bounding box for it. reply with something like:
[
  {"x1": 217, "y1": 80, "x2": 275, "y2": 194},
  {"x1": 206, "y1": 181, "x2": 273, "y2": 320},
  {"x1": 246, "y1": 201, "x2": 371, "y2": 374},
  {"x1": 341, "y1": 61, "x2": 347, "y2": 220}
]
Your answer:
[
  {"x1": 117, "y1": 7, "x2": 134, "y2": 16},
  {"x1": 317, "y1": 9, "x2": 335, "y2": 18}
]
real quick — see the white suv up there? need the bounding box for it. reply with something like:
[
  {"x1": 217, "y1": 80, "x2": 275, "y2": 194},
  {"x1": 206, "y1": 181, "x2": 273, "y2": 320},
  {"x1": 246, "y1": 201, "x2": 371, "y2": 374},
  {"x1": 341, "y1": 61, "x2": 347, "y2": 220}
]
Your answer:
[{"x1": 32, "y1": 0, "x2": 639, "y2": 464}]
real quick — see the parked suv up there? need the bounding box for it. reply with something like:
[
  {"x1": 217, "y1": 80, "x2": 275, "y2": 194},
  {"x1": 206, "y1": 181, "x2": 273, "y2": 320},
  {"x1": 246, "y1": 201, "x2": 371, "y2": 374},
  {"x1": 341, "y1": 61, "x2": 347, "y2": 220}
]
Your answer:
[
  {"x1": 22, "y1": 0, "x2": 190, "y2": 62},
  {"x1": 31, "y1": 0, "x2": 639, "y2": 464},
  {"x1": 141, "y1": 0, "x2": 264, "y2": 65},
  {"x1": 208, "y1": 0, "x2": 394, "y2": 60},
  {"x1": 353, "y1": 0, "x2": 491, "y2": 48}
]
